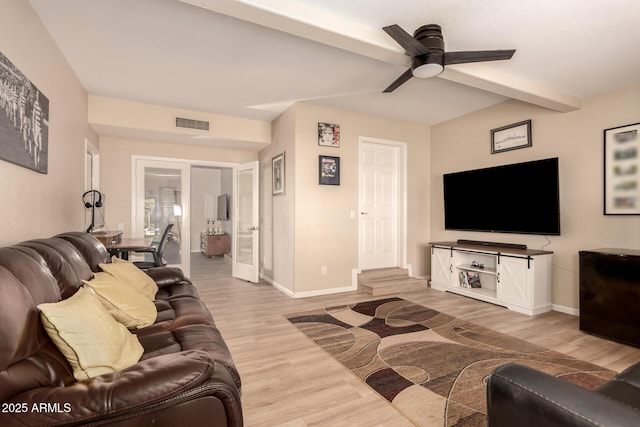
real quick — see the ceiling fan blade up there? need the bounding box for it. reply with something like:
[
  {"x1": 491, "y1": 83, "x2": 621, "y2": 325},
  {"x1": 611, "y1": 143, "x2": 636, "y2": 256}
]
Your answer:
[
  {"x1": 383, "y1": 24, "x2": 430, "y2": 57},
  {"x1": 383, "y1": 68, "x2": 414, "y2": 93},
  {"x1": 444, "y1": 49, "x2": 516, "y2": 65}
]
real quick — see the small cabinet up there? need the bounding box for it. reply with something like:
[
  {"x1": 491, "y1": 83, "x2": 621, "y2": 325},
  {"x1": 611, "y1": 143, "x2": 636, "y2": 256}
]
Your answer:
[
  {"x1": 497, "y1": 256, "x2": 532, "y2": 306},
  {"x1": 431, "y1": 246, "x2": 454, "y2": 288},
  {"x1": 200, "y1": 232, "x2": 230, "y2": 257},
  {"x1": 430, "y1": 241, "x2": 552, "y2": 316}
]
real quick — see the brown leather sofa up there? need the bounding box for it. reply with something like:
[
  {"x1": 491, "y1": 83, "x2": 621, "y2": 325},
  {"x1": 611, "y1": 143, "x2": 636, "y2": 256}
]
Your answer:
[
  {"x1": 0, "y1": 232, "x2": 242, "y2": 426},
  {"x1": 487, "y1": 363, "x2": 640, "y2": 426}
]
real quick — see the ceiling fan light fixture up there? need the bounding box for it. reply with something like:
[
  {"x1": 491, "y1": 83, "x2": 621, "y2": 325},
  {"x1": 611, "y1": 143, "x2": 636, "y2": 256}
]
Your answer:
[
  {"x1": 382, "y1": 23, "x2": 515, "y2": 92},
  {"x1": 411, "y1": 55, "x2": 443, "y2": 78},
  {"x1": 413, "y1": 62, "x2": 444, "y2": 78}
]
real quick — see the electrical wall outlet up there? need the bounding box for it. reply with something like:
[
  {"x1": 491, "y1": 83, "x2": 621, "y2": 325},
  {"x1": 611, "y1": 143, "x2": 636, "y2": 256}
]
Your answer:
[{"x1": 321, "y1": 266, "x2": 327, "y2": 275}]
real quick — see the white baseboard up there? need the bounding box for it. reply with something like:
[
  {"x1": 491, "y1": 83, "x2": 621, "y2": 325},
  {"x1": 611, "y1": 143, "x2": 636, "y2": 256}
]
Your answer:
[
  {"x1": 405, "y1": 263, "x2": 413, "y2": 277},
  {"x1": 260, "y1": 275, "x2": 294, "y2": 297},
  {"x1": 262, "y1": 274, "x2": 357, "y2": 298},
  {"x1": 351, "y1": 268, "x2": 361, "y2": 287},
  {"x1": 551, "y1": 304, "x2": 579, "y2": 316}
]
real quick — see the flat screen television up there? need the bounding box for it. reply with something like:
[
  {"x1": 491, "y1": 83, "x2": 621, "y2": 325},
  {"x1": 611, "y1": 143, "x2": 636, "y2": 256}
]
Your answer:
[
  {"x1": 443, "y1": 157, "x2": 560, "y2": 235},
  {"x1": 217, "y1": 193, "x2": 228, "y2": 220}
]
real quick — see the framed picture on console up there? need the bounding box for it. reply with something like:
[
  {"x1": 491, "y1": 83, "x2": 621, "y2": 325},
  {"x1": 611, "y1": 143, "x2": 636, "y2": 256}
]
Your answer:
[{"x1": 604, "y1": 122, "x2": 640, "y2": 215}]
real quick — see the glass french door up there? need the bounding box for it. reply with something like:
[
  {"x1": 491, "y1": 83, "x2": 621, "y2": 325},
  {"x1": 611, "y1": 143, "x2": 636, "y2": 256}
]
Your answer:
[
  {"x1": 133, "y1": 158, "x2": 190, "y2": 276},
  {"x1": 232, "y1": 161, "x2": 259, "y2": 282}
]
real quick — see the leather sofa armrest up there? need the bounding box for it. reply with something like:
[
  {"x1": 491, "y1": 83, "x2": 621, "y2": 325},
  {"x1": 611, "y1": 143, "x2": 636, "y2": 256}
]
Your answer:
[
  {"x1": 487, "y1": 363, "x2": 640, "y2": 427},
  {"x1": 1, "y1": 350, "x2": 241, "y2": 426},
  {"x1": 144, "y1": 266, "x2": 188, "y2": 287}
]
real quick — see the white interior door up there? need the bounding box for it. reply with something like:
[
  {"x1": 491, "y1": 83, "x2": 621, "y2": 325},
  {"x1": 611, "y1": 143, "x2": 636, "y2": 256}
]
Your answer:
[
  {"x1": 133, "y1": 158, "x2": 190, "y2": 276},
  {"x1": 232, "y1": 161, "x2": 259, "y2": 282},
  {"x1": 359, "y1": 142, "x2": 399, "y2": 270}
]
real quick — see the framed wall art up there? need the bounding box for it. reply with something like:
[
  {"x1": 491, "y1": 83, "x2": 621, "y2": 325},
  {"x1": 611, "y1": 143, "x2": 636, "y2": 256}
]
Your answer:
[
  {"x1": 491, "y1": 120, "x2": 532, "y2": 154},
  {"x1": 272, "y1": 152, "x2": 285, "y2": 196},
  {"x1": 0, "y1": 51, "x2": 50, "y2": 174},
  {"x1": 604, "y1": 122, "x2": 640, "y2": 215},
  {"x1": 318, "y1": 122, "x2": 340, "y2": 147},
  {"x1": 319, "y1": 155, "x2": 340, "y2": 185}
]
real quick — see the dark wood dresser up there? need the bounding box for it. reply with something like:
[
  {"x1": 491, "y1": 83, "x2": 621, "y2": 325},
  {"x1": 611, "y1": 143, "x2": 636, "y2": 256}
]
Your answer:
[
  {"x1": 579, "y1": 248, "x2": 640, "y2": 347},
  {"x1": 200, "y1": 232, "x2": 230, "y2": 257}
]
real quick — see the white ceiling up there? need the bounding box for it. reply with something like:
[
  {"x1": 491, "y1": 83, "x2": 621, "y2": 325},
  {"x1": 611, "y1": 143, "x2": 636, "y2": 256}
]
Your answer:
[{"x1": 28, "y1": 0, "x2": 640, "y2": 145}]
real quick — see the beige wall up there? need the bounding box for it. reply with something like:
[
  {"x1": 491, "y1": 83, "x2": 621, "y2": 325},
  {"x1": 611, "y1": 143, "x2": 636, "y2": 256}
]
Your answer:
[
  {"x1": 431, "y1": 83, "x2": 640, "y2": 311},
  {"x1": 260, "y1": 105, "x2": 296, "y2": 293},
  {"x1": 261, "y1": 102, "x2": 431, "y2": 295},
  {"x1": 99, "y1": 137, "x2": 258, "y2": 238},
  {"x1": 0, "y1": 0, "x2": 96, "y2": 245}
]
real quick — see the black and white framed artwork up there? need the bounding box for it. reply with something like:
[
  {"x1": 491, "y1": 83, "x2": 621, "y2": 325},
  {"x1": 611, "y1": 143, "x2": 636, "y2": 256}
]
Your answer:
[
  {"x1": 0, "y1": 51, "x2": 49, "y2": 174},
  {"x1": 318, "y1": 122, "x2": 340, "y2": 147}
]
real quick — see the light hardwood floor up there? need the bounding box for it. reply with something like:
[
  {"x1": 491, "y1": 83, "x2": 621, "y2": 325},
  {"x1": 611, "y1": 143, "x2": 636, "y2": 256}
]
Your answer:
[
  {"x1": 190, "y1": 252, "x2": 231, "y2": 281},
  {"x1": 190, "y1": 260, "x2": 640, "y2": 426}
]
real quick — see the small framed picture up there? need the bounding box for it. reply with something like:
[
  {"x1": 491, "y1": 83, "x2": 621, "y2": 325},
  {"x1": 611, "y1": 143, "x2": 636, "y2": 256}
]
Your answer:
[
  {"x1": 604, "y1": 122, "x2": 640, "y2": 215},
  {"x1": 319, "y1": 155, "x2": 340, "y2": 185},
  {"x1": 318, "y1": 122, "x2": 340, "y2": 147},
  {"x1": 272, "y1": 152, "x2": 285, "y2": 196},
  {"x1": 491, "y1": 120, "x2": 532, "y2": 154}
]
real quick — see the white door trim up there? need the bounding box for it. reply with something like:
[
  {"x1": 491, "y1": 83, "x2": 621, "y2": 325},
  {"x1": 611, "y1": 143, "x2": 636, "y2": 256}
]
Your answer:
[
  {"x1": 130, "y1": 155, "x2": 245, "y2": 278},
  {"x1": 358, "y1": 136, "x2": 408, "y2": 272},
  {"x1": 130, "y1": 155, "x2": 239, "y2": 238}
]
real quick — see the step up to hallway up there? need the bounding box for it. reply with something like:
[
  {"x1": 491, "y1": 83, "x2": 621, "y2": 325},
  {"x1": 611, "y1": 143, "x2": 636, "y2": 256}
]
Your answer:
[{"x1": 357, "y1": 267, "x2": 428, "y2": 296}]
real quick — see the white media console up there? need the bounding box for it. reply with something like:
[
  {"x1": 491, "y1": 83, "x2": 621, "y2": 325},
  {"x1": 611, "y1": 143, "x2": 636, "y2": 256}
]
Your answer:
[{"x1": 430, "y1": 241, "x2": 553, "y2": 315}]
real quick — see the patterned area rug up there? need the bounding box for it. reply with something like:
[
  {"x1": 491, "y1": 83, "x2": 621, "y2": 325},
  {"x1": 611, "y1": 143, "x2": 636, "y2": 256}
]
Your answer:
[{"x1": 285, "y1": 297, "x2": 616, "y2": 426}]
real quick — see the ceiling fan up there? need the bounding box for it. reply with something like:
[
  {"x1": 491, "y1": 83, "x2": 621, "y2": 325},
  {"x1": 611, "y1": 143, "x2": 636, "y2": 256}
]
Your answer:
[{"x1": 382, "y1": 24, "x2": 516, "y2": 93}]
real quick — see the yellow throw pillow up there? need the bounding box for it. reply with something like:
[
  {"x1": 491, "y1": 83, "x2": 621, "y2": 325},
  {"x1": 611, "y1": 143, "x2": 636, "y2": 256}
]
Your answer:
[
  {"x1": 82, "y1": 272, "x2": 157, "y2": 329},
  {"x1": 99, "y1": 256, "x2": 158, "y2": 300},
  {"x1": 38, "y1": 287, "x2": 144, "y2": 381}
]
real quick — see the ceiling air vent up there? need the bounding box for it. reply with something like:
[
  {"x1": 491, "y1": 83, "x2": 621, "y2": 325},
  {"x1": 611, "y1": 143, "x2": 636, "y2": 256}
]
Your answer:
[{"x1": 175, "y1": 117, "x2": 210, "y2": 131}]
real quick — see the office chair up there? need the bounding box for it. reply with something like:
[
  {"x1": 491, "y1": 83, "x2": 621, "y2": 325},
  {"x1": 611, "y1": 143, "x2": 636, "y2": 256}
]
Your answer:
[{"x1": 133, "y1": 223, "x2": 174, "y2": 269}]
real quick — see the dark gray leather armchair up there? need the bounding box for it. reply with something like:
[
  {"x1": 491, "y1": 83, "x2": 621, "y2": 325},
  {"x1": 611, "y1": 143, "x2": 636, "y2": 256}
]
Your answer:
[{"x1": 487, "y1": 363, "x2": 640, "y2": 426}]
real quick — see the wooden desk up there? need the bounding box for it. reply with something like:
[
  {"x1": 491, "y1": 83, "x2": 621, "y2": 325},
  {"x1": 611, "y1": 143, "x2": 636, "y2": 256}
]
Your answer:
[
  {"x1": 107, "y1": 238, "x2": 153, "y2": 260},
  {"x1": 91, "y1": 231, "x2": 123, "y2": 246}
]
